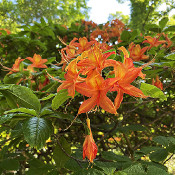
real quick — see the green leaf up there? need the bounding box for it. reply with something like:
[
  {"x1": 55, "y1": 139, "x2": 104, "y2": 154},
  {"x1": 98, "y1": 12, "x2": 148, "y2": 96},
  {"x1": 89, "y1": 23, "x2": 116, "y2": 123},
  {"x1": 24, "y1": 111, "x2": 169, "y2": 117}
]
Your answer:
[
  {"x1": 120, "y1": 30, "x2": 131, "y2": 41},
  {"x1": 4, "y1": 108, "x2": 37, "y2": 116},
  {"x1": 140, "y1": 83, "x2": 167, "y2": 101},
  {"x1": 123, "y1": 164, "x2": 146, "y2": 175},
  {"x1": 0, "y1": 89, "x2": 18, "y2": 108},
  {"x1": 165, "y1": 52, "x2": 175, "y2": 60},
  {"x1": 40, "y1": 108, "x2": 54, "y2": 117},
  {"x1": 26, "y1": 159, "x2": 53, "y2": 175},
  {"x1": 163, "y1": 25, "x2": 175, "y2": 32},
  {"x1": 130, "y1": 29, "x2": 139, "y2": 40},
  {"x1": 153, "y1": 136, "x2": 169, "y2": 147},
  {"x1": 45, "y1": 57, "x2": 56, "y2": 64},
  {"x1": 145, "y1": 24, "x2": 161, "y2": 33},
  {"x1": 95, "y1": 161, "x2": 117, "y2": 174},
  {"x1": 0, "y1": 159, "x2": 19, "y2": 171},
  {"x1": 40, "y1": 94, "x2": 56, "y2": 101},
  {"x1": 73, "y1": 168, "x2": 104, "y2": 175},
  {"x1": 0, "y1": 85, "x2": 41, "y2": 113},
  {"x1": 118, "y1": 124, "x2": 146, "y2": 133},
  {"x1": 0, "y1": 114, "x2": 14, "y2": 125},
  {"x1": 147, "y1": 165, "x2": 170, "y2": 175},
  {"x1": 159, "y1": 17, "x2": 169, "y2": 30},
  {"x1": 40, "y1": 17, "x2": 46, "y2": 26},
  {"x1": 3, "y1": 74, "x2": 22, "y2": 84},
  {"x1": 101, "y1": 151, "x2": 131, "y2": 162},
  {"x1": 53, "y1": 137, "x2": 71, "y2": 169},
  {"x1": 149, "y1": 148, "x2": 168, "y2": 162},
  {"x1": 52, "y1": 89, "x2": 74, "y2": 110},
  {"x1": 140, "y1": 147, "x2": 162, "y2": 154},
  {"x1": 115, "y1": 172, "x2": 127, "y2": 175},
  {"x1": 23, "y1": 117, "x2": 53, "y2": 149}
]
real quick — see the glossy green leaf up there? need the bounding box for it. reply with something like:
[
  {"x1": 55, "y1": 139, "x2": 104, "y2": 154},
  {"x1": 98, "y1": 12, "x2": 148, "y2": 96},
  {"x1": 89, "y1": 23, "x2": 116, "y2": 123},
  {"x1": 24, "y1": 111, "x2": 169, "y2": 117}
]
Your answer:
[
  {"x1": 153, "y1": 136, "x2": 169, "y2": 147},
  {"x1": 165, "y1": 52, "x2": 175, "y2": 60},
  {"x1": 149, "y1": 148, "x2": 168, "y2": 162},
  {"x1": 73, "y1": 168, "x2": 104, "y2": 175},
  {"x1": 123, "y1": 164, "x2": 146, "y2": 175},
  {"x1": 101, "y1": 151, "x2": 131, "y2": 162},
  {"x1": 140, "y1": 83, "x2": 167, "y2": 101},
  {"x1": 95, "y1": 161, "x2": 117, "y2": 174},
  {"x1": 163, "y1": 25, "x2": 175, "y2": 32},
  {"x1": 159, "y1": 17, "x2": 169, "y2": 30},
  {"x1": 52, "y1": 89, "x2": 73, "y2": 110},
  {"x1": 4, "y1": 108, "x2": 37, "y2": 116},
  {"x1": 53, "y1": 137, "x2": 71, "y2": 169},
  {"x1": 145, "y1": 24, "x2": 161, "y2": 33},
  {"x1": 147, "y1": 165, "x2": 170, "y2": 175},
  {"x1": 0, "y1": 85, "x2": 41, "y2": 113},
  {"x1": 26, "y1": 159, "x2": 53, "y2": 175},
  {"x1": 118, "y1": 124, "x2": 146, "y2": 132},
  {"x1": 40, "y1": 94, "x2": 56, "y2": 101},
  {"x1": 23, "y1": 117, "x2": 53, "y2": 149}
]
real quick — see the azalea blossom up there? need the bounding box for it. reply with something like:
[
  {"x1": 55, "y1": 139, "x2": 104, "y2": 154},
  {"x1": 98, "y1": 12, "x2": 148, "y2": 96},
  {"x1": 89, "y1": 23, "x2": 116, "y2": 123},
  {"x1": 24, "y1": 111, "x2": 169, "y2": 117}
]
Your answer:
[
  {"x1": 143, "y1": 36, "x2": 166, "y2": 49},
  {"x1": 26, "y1": 54, "x2": 48, "y2": 68},
  {"x1": 128, "y1": 42, "x2": 149, "y2": 61},
  {"x1": 152, "y1": 75, "x2": 163, "y2": 90},
  {"x1": 83, "y1": 118, "x2": 98, "y2": 163},
  {"x1": 76, "y1": 69, "x2": 117, "y2": 114},
  {"x1": 1, "y1": 57, "x2": 24, "y2": 74}
]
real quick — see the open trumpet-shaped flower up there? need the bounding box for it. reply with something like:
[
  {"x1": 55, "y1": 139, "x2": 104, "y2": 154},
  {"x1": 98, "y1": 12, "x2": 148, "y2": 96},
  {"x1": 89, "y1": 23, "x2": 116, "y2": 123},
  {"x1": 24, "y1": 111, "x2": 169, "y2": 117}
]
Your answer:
[
  {"x1": 1, "y1": 57, "x2": 24, "y2": 74},
  {"x1": 26, "y1": 54, "x2": 48, "y2": 68},
  {"x1": 83, "y1": 118, "x2": 98, "y2": 163},
  {"x1": 76, "y1": 69, "x2": 116, "y2": 114},
  {"x1": 128, "y1": 42, "x2": 149, "y2": 61},
  {"x1": 109, "y1": 47, "x2": 147, "y2": 110},
  {"x1": 143, "y1": 36, "x2": 166, "y2": 49},
  {"x1": 57, "y1": 59, "x2": 84, "y2": 98}
]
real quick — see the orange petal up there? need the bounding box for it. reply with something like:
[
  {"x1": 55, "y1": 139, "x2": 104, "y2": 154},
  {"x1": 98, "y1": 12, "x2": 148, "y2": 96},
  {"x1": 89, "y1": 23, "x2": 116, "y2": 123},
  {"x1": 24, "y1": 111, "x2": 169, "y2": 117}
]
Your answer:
[
  {"x1": 118, "y1": 46, "x2": 129, "y2": 58},
  {"x1": 99, "y1": 92, "x2": 116, "y2": 114},
  {"x1": 120, "y1": 84, "x2": 147, "y2": 98},
  {"x1": 114, "y1": 89, "x2": 123, "y2": 110},
  {"x1": 78, "y1": 95, "x2": 98, "y2": 114},
  {"x1": 75, "y1": 82, "x2": 96, "y2": 97}
]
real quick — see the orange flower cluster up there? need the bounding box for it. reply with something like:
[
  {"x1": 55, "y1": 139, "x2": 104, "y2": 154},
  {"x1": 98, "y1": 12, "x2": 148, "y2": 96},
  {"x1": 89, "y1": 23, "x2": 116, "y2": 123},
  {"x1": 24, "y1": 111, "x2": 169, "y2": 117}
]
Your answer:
[
  {"x1": 81, "y1": 20, "x2": 97, "y2": 32},
  {"x1": 90, "y1": 19, "x2": 126, "y2": 42},
  {"x1": 57, "y1": 37, "x2": 147, "y2": 114},
  {"x1": 60, "y1": 37, "x2": 96, "y2": 70}
]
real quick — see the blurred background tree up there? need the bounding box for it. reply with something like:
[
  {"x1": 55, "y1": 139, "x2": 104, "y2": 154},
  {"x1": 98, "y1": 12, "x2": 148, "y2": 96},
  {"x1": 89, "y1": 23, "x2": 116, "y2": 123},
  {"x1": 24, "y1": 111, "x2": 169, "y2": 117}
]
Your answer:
[
  {"x1": 110, "y1": 0, "x2": 175, "y2": 31},
  {"x1": 0, "y1": 0, "x2": 89, "y2": 32}
]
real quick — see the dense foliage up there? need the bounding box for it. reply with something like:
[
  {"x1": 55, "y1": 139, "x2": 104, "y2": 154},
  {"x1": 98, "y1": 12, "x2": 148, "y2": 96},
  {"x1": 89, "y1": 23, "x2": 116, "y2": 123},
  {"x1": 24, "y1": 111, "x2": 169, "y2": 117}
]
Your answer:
[{"x1": 0, "y1": 14, "x2": 175, "y2": 175}]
